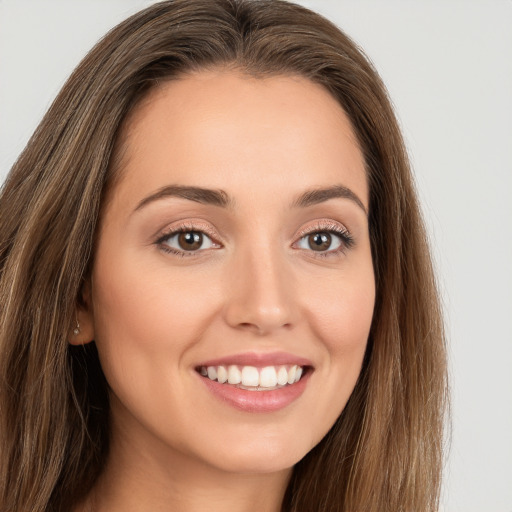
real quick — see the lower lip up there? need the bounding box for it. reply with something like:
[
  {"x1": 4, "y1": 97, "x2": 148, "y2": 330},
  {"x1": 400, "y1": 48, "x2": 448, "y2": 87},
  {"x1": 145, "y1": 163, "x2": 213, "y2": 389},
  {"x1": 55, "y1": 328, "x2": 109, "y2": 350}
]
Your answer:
[{"x1": 198, "y1": 371, "x2": 310, "y2": 413}]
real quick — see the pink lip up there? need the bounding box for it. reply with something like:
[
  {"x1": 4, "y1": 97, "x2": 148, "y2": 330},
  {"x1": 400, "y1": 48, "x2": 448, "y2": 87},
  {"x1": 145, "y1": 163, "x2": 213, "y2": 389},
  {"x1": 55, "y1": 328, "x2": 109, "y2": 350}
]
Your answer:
[
  {"x1": 195, "y1": 352, "x2": 313, "y2": 413},
  {"x1": 196, "y1": 351, "x2": 313, "y2": 368},
  {"x1": 198, "y1": 370, "x2": 311, "y2": 413}
]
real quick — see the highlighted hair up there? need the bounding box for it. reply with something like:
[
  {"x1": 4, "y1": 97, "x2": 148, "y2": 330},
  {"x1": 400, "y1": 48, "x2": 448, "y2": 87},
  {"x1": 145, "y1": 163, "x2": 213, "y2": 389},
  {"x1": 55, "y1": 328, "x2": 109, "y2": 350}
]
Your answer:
[{"x1": 0, "y1": 1, "x2": 447, "y2": 510}]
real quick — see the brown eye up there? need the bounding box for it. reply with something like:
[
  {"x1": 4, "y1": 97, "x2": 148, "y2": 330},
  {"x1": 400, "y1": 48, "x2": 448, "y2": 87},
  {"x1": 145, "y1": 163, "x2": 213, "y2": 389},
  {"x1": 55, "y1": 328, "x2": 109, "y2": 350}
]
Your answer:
[
  {"x1": 160, "y1": 230, "x2": 215, "y2": 253},
  {"x1": 177, "y1": 231, "x2": 203, "y2": 251},
  {"x1": 307, "y1": 232, "x2": 332, "y2": 251},
  {"x1": 296, "y1": 228, "x2": 346, "y2": 254}
]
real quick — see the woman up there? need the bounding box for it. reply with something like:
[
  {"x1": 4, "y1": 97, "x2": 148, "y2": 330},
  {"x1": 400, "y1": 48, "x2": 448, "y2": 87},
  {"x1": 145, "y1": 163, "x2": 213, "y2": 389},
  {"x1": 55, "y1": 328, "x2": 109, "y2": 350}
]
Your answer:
[{"x1": 0, "y1": 1, "x2": 448, "y2": 511}]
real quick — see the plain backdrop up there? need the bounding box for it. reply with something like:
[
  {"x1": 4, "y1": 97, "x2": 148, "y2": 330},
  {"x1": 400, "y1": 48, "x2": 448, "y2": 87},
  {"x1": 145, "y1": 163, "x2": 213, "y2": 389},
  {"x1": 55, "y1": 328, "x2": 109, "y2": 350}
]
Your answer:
[{"x1": 1, "y1": 1, "x2": 511, "y2": 511}]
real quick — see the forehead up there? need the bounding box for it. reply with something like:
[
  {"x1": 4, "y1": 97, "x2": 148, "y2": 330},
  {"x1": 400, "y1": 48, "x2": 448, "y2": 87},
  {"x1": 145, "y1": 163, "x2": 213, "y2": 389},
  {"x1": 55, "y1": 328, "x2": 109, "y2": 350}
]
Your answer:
[{"x1": 108, "y1": 69, "x2": 368, "y2": 211}]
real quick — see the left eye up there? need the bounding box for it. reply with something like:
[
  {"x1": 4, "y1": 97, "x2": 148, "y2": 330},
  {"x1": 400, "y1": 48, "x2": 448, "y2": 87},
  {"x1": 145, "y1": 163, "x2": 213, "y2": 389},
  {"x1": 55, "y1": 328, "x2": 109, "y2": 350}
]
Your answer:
[
  {"x1": 162, "y1": 231, "x2": 215, "y2": 252},
  {"x1": 296, "y1": 231, "x2": 342, "y2": 252}
]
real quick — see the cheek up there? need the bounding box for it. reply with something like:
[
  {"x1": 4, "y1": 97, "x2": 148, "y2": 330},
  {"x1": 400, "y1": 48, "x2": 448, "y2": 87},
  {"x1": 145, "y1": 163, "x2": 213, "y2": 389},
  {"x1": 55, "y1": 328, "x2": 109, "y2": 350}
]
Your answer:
[
  {"x1": 300, "y1": 260, "x2": 375, "y2": 429},
  {"x1": 88, "y1": 254, "x2": 225, "y2": 438},
  {"x1": 304, "y1": 263, "x2": 375, "y2": 355},
  {"x1": 89, "y1": 251, "x2": 224, "y2": 393}
]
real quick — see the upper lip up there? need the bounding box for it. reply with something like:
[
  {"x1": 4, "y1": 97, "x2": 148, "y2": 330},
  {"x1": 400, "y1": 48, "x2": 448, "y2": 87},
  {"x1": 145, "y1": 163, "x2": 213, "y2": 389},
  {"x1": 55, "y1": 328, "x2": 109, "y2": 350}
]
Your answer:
[{"x1": 196, "y1": 351, "x2": 313, "y2": 368}]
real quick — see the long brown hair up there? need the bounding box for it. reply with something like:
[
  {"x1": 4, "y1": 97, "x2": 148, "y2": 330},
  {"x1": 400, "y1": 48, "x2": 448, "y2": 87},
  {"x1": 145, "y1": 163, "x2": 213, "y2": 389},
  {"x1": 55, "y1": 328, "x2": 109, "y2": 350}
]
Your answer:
[{"x1": 0, "y1": 1, "x2": 448, "y2": 510}]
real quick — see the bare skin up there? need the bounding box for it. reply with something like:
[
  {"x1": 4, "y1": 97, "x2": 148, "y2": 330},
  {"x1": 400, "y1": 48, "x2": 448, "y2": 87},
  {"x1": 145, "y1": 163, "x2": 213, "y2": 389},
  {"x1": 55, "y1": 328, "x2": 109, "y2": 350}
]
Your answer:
[{"x1": 73, "y1": 70, "x2": 375, "y2": 512}]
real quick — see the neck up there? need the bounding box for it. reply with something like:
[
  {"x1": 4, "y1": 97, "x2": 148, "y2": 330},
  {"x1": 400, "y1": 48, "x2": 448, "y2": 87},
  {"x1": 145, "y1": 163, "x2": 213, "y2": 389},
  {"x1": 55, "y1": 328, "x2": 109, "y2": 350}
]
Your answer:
[{"x1": 76, "y1": 417, "x2": 292, "y2": 512}]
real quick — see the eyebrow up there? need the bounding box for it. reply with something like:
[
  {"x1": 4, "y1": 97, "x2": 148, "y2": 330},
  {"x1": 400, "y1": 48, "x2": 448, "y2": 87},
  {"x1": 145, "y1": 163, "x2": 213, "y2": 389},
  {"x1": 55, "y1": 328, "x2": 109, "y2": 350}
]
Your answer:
[
  {"x1": 292, "y1": 185, "x2": 367, "y2": 215},
  {"x1": 134, "y1": 183, "x2": 367, "y2": 215},
  {"x1": 134, "y1": 185, "x2": 233, "y2": 211}
]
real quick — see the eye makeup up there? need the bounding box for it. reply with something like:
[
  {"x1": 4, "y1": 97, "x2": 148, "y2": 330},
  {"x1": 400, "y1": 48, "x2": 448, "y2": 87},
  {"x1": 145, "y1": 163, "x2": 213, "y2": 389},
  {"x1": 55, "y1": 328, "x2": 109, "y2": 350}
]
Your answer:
[
  {"x1": 154, "y1": 220, "x2": 221, "y2": 257},
  {"x1": 293, "y1": 219, "x2": 355, "y2": 259},
  {"x1": 153, "y1": 217, "x2": 355, "y2": 260}
]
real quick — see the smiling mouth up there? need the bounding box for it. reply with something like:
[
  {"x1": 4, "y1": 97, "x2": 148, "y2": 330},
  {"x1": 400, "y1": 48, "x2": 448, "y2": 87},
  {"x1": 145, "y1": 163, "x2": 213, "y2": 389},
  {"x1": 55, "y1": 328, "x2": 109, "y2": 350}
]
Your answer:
[{"x1": 196, "y1": 364, "x2": 307, "y2": 391}]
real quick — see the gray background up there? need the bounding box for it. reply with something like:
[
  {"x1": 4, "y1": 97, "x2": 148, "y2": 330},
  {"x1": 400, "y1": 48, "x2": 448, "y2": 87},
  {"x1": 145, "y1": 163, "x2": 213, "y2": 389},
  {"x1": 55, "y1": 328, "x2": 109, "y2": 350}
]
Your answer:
[{"x1": 1, "y1": 1, "x2": 511, "y2": 510}]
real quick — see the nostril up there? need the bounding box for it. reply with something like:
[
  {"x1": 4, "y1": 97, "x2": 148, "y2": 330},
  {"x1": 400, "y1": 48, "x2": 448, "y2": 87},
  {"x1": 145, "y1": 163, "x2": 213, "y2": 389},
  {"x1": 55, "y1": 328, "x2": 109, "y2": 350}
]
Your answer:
[{"x1": 235, "y1": 321, "x2": 291, "y2": 336}]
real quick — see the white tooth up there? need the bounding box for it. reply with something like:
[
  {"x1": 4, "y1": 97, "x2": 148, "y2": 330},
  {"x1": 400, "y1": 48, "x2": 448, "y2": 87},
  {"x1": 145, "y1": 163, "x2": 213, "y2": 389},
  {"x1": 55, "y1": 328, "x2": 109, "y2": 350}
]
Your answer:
[
  {"x1": 288, "y1": 365, "x2": 297, "y2": 384},
  {"x1": 200, "y1": 367, "x2": 208, "y2": 376},
  {"x1": 217, "y1": 365, "x2": 228, "y2": 383},
  {"x1": 228, "y1": 365, "x2": 241, "y2": 384},
  {"x1": 277, "y1": 366, "x2": 288, "y2": 386},
  {"x1": 260, "y1": 366, "x2": 278, "y2": 387},
  {"x1": 241, "y1": 366, "x2": 259, "y2": 387},
  {"x1": 294, "y1": 366, "x2": 303, "y2": 383},
  {"x1": 207, "y1": 366, "x2": 217, "y2": 381}
]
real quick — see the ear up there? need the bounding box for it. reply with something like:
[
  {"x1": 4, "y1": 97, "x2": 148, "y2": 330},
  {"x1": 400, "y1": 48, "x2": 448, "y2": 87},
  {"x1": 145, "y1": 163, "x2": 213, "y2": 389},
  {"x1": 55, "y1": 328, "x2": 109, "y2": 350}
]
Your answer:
[{"x1": 69, "y1": 279, "x2": 96, "y2": 345}]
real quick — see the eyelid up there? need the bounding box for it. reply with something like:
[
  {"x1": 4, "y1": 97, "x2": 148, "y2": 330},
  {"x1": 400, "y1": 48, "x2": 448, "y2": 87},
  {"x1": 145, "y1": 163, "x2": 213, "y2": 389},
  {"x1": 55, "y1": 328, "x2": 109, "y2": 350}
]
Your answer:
[
  {"x1": 293, "y1": 219, "x2": 355, "y2": 255},
  {"x1": 156, "y1": 220, "x2": 220, "y2": 241},
  {"x1": 153, "y1": 218, "x2": 354, "y2": 258},
  {"x1": 154, "y1": 220, "x2": 223, "y2": 256},
  {"x1": 294, "y1": 219, "x2": 352, "y2": 240}
]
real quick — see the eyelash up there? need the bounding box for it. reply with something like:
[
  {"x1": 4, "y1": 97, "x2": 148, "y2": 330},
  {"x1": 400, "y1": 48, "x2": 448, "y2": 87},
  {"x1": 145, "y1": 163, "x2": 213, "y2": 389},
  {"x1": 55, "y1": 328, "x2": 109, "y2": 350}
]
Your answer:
[
  {"x1": 155, "y1": 222, "x2": 219, "y2": 257},
  {"x1": 154, "y1": 220, "x2": 354, "y2": 258},
  {"x1": 294, "y1": 221, "x2": 355, "y2": 258}
]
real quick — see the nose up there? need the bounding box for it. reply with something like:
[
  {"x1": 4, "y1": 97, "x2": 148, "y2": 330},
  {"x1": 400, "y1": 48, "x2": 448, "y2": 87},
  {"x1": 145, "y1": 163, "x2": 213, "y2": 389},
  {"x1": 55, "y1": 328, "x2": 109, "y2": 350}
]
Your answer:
[{"x1": 223, "y1": 244, "x2": 297, "y2": 336}]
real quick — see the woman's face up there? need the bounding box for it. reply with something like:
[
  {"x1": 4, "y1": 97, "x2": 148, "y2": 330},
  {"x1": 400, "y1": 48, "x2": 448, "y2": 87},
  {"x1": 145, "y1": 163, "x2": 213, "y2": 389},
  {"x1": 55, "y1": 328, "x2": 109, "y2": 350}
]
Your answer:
[{"x1": 83, "y1": 70, "x2": 375, "y2": 475}]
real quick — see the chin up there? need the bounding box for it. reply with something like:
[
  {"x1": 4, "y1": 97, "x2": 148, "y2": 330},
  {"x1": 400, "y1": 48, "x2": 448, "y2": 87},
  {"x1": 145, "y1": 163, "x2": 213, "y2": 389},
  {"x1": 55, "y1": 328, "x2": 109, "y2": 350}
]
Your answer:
[{"x1": 198, "y1": 432, "x2": 316, "y2": 475}]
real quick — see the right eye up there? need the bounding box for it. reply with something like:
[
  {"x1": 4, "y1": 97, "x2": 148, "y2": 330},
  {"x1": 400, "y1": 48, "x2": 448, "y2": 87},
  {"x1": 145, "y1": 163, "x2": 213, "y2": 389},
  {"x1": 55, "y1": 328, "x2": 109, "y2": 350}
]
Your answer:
[{"x1": 159, "y1": 230, "x2": 217, "y2": 254}]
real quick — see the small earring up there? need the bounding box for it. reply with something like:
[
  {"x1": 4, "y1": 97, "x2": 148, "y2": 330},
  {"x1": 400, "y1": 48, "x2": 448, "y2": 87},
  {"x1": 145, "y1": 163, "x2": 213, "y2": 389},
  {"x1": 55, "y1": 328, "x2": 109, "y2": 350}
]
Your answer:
[{"x1": 73, "y1": 320, "x2": 80, "y2": 336}]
